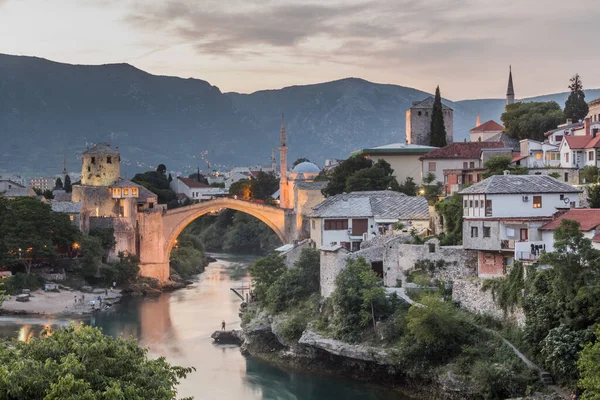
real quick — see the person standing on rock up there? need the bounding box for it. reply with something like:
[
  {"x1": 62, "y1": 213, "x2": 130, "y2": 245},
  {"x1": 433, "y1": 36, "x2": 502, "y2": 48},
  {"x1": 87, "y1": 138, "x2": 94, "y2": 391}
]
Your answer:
[{"x1": 221, "y1": 320, "x2": 226, "y2": 331}]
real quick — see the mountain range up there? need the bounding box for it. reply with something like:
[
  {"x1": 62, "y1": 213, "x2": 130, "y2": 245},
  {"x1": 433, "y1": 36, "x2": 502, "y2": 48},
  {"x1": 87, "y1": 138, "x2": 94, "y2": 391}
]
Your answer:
[{"x1": 1, "y1": 53, "x2": 599, "y2": 177}]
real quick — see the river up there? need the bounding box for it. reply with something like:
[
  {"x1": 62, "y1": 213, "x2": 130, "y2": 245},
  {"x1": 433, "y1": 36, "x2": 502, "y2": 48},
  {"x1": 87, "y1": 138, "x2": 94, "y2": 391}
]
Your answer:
[{"x1": 0, "y1": 253, "x2": 408, "y2": 400}]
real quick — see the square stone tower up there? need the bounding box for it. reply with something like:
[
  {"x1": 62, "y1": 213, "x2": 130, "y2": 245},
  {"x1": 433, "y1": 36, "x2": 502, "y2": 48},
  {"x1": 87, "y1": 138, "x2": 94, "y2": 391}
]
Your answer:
[{"x1": 406, "y1": 97, "x2": 453, "y2": 146}]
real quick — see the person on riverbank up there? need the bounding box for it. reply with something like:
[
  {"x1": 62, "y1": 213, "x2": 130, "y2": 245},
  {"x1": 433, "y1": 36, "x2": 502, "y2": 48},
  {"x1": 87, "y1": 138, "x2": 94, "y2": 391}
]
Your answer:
[{"x1": 221, "y1": 320, "x2": 226, "y2": 331}]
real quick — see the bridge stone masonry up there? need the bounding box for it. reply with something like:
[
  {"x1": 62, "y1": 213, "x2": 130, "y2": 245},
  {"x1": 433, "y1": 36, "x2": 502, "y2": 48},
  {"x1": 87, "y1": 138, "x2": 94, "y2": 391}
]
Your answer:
[{"x1": 136, "y1": 198, "x2": 297, "y2": 281}]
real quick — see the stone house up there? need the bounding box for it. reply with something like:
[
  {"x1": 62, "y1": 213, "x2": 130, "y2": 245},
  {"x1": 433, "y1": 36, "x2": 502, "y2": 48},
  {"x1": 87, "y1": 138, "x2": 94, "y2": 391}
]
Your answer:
[
  {"x1": 351, "y1": 143, "x2": 438, "y2": 184},
  {"x1": 50, "y1": 201, "x2": 90, "y2": 234},
  {"x1": 460, "y1": 174, "x2": 580, "y2": 277},
  {"x1": 406, "y1": 96, "x2": 453, "y2": 146},
  {"x1": 309, "y1": 191, "x2": 430, "y2": 251}
]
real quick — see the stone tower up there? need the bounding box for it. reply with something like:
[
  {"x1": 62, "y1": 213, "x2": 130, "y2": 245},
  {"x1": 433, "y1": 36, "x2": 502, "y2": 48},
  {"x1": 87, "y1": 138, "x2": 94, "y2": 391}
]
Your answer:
[
  {"x1": 506, "y1": 66, "x2": 515, "y2": 105},
  {"x1": 405, "y1": 96, "x2": 453, "y2": 146},
  {"x1": 279, "y1": 114, "x2": 290, "y2": 209},
  {"x1": 81, "y1": 142, "x2": 120, "y2": 186}
]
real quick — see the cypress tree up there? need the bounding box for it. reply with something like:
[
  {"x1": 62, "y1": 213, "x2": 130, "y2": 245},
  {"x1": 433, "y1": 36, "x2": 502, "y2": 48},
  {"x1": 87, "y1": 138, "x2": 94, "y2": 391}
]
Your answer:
[
  {"x1": 564, "y1": 74, "x2": 588, "y2": 122},
  {"x1": 54, "y1": 177, "x2": 64, "y2": 190},
  {"x1": 430, "y1": 86, "x2": 448, "y2": 147},
  {"x1": 64, "y1": 175, "x2": 72, "y2": 193}
]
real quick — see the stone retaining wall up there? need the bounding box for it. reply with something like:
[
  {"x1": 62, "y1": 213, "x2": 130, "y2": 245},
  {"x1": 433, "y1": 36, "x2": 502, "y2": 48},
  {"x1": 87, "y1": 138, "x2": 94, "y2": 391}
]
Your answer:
[{"x1": 452, "y1": 279, "x2": 525, "y2": 327}]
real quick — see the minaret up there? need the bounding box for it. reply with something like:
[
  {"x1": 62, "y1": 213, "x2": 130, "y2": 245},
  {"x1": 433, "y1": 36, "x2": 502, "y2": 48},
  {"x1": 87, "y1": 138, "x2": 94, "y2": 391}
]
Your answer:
[
  {"x1": 61, "y1": 156, "x2": 68, "y2": 182},
  {"x1": 271, "y1": 148, "x2": 277, "y2": 171},
  {"x1": 279, "y1": 113, "x2": 289, "y2": 209},
  {"x1": 506, "y1": 66, "x2": 515, "y2": 105},
  {"x1": 476, "y1": 113, "x2": 481, "y2": 127}
]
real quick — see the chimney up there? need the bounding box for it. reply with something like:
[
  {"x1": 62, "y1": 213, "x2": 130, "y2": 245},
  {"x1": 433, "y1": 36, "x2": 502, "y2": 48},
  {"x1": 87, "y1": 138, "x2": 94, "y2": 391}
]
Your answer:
[
  {"x1": 566, "y1": 118, "x2": 573, "y2": 125},
  {"x1": 503, "y1": 170, "x2": 511, "y2": 175},
  {"x1": 585, "y1": 117, "x2": 591, "y2": 136}
]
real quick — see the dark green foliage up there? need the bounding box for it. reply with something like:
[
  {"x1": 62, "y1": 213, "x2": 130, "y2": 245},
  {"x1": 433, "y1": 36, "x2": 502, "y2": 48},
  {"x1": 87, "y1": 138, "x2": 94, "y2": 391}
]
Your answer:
[
  {"x1": 502, "y1": 101, "x2": 565, "y2": 141},
  {"x1": 54, "y1": 177, "x2": 63, "y2": 190},
  {"x1": 248, "y1": 253, "x2": 287, "y2": 300},
  {"x1": 430, "y1": 86, "x2": 448, "y2": 147},
  {"x1": 344, "y1": 159, "x2": 400, "y2": 192},
  {"x1": 0, "y1": 198, "x2": 79, "y2": 274},
  {"x1": 64, "y1": 175, "x2": 72, "y2": 193},
  {"x1": 156, "y1": 164, "x2": 167, "y2": 174},
  {"x1": 469, "y1": 358, "x2": 535, "y2": 400},
  {"x1": 265, "y1": 249, "x2": 320, "y2": 312},
  {"x1": 170, "y1": 234, "x2": 207, "y2": 279},
  {"x1": 321, "y1": 155, "x2": 373, "y2": 197},
  {"x1": 435, "y1": 192, "x2": 463, "y2": 245},
  {"x1": 251, "y1": 171, "x2": 279, "y2": 201},
  {"x1": 577, "y1": 325, "x2": 600, "y2": 398},
  {"x1": 79, "y1": 236, "x2": 104, "y2": 279},
  {"x1": 540, "y1": 325, "x2": 592, "y2": 381},
  {"x1": 132, "y1": 170, "x2": 176, "y2": 205},
  {"x1": 101, "y1": 252, "x2": 140, "y2": 285},
  {"x1": 481, "y1": 262, "x2": 526, "y2": 313},
  {"x1": 88, "y1": 228, "x2": 116, "y2": 252},
  {"x1": 330, "y1": 257, "x2": 389, "y2": 342},
  {"x1": 564, "y1": 74, "x2": 589, "y2": 122},
  {"x1": 483, "y1": 156, "x2": 529, "y2": 178},
  {"x1": 581, "y1": 166, "x2": 599, "y2": 184},
  {"x1": 2, "y1": 273, "x2": 44, "y2": 295},
  {"x1": 292, "y1": 158, "x2": 310, "y2": 167},
  {"x1": 0, "y1": 323, "x2": 193, "y2": 399},
  {"x1": 588, "y1": 184, "x2": 600, "y2": 208},
  {"x1": 229, "y1": 179, "x2": 253, "y2": 200},
  {"x1": 397, "y1": 177, "x2": 418, "y2": 196}
]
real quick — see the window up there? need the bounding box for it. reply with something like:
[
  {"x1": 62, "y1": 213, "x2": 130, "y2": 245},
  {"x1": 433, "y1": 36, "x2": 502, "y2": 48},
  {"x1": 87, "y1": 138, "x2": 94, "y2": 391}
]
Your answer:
[
  {"x1": 469, "y1": 161, "x2": 475, "y2": 168},
  {"x1": 91, "y1": 157, "x2": 96, "y2": 164},
  {"x1": 428, "y1": 162, "x2": 436, "y2": 171},
  {"x1": 428, "y1": 243, "x2": 436, "y2": 253},
  {"x1": 132, "y1": 188, "x2": 137, "y2": 196},
  {"x1": 87, "y1": 166, "x2": 91, "y2": 172},
  {"x1": 474, "y1": 200, "x2": 479, "y2": 208},
  {"x1": 546, "y1": 153, "x2": 550, "y2": 160},
  {"x1": 536, "y1": 153, "x2": 542, "y2": 160},
  {"x1": 124, "y1": 189, "x2": 129, "y2": 195},
  {"x1": 312, "y1": 220, "x2": 316, "y2": 230},
  {"x1": 469, "y1": 200, "x2": 473, "y2": 208},
  {"x1": 483, "y1": 226, "x2": 491, "y2": 238},
  {"x1": 471, "y1": 226, "x2": 478, "y2": 238},
  {"x1": 560, "y1": 194, "x2": 564, "y2": 200},
  {"x1": 351, "y1": 219, "x2": 368, "y2": 236},
  {"x1": 69, "y1": 215, "x2": 74, "y2": 221},
  {"x1": 418, "y1": 111, "x2": 422, "y2": 116},
  {"x1": 425, "y1": 111, "x2": 429, "y2": 117},
  {"x1": 564, "y1": 172, "x2": 569, "y2": 182},
  {"x1": 590, "y1": 152, "x2": 594, "y2": 161},
  {"x1": 324, "y1": 219, "x2": 348, "y2": 230},
  {"x1": 533, "y1": 195, "x2": 542, "y2": 208},
  {"x1": 565, "y1": 153, "x2": 569, "y2": 163},
  {"x1": 107, "y1": 156, "x2": 112, "y2": 164},
  {"x1": 485, "y1": 199, "x2": 492, "y2": 216},
  {"x1": 463, "y1": 162, "x2": 468, "y2": 169},
  {"x1": 464, "y1": 200, "x2": 468, "y2": 208}
]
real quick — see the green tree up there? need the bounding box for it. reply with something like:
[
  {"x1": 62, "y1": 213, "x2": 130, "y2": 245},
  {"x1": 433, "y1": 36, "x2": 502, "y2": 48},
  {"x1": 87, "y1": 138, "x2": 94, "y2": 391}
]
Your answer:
[
  {"x1": 588, "y1": 185, "x2": 600, "y2": 208},
  {"x1": 577, "y1": 325, "x2": 600, "y2": 399},
  {"x1": 89, "y1": 228, "x2": 116, "y2": 253},
  {"x1": 430, "y1": 86, "x2": 448, "y2": 147},
  {"x1": 64, "y1": 174, "x2": 72, "y2": 193},
  {"x1": 582, "y1": 166, "x2": 600, "y2": 184},
  {"x1": 156, "y1": 164, "x2": 167, "y2": 174},
  {"x1": 482, "y1": 156, "x2": 529, "y2": 178},
  {"x1": 397, "y1": 177, "x2": 418, "y2": 196},
  {"x1": 252, "y1": 171, "x2": 279, "y2": 201},
  {"x1": 132, "y1": 171, "x2": 176, "y2": 205},
  {"x1": 0, "y1": 324, "x2": 193, "y2": 400},
  {"x1": 248, "y1": 253, "x2": 287, "y2": 299},
  {"x1": 79, "y1": 235, "x2": 104, "y2": 279},
  {"x1": 321, "y1": 155, "x2": 373, "y2": 197},
  {"x1": 564, "y1": 73, "x2": 589, "y2": 122},
  {"x1": 229, "y1": 179, "x2": 253, "y2": 200},
  {"x1": 435, "y1": 192, "x2": 463, "y2": 245},
  {"x1": 502, "y1": 101, "x2": 565, "y2": 141},
  {"x1": 331, "y1": 257, "x2": 387, "y2": 342},
  {"x1": 54, "y1": 177, "x2": 64, "y2": 191},
  {"x1": 292, "y1": 158, "x2": 310, "y2": 167},
  {"x1": 344, "y1": 159, "x2": 400, "y2": 192},
  {"x1": 0, "y1": 198, "x2": 78, "y2": 274}
]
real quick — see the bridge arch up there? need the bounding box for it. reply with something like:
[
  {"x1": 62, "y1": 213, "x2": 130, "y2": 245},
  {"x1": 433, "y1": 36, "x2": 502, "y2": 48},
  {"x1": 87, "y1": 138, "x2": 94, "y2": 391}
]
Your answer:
[{"x1": 160, "y1": 198, "x2": 289, "y2": 265}]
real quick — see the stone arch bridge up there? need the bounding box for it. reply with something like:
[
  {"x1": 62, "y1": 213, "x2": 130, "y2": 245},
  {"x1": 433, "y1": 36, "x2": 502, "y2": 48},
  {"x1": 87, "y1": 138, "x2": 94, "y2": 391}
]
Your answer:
[{"x1": 136, "y1": 198, "x2": 297, "y2": 280}]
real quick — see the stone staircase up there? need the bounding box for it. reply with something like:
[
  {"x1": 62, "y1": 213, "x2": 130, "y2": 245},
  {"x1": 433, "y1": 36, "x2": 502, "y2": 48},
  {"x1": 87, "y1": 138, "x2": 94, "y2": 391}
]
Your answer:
[{"x1": 539, "y1": 371, "x2": 554, "y2": 386}]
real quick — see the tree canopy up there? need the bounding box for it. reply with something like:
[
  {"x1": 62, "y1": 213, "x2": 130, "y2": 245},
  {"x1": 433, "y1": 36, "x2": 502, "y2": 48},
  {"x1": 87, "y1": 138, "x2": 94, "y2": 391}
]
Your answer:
[
  {"x1": 564, "y1": 74, "x2": 589, "y2": 122},
  {"x1": 64, "y1": 175, "x2": 72, "y2": 193},
  {"x1": 156, "y1": 164, "x2": 167, "y2": 174},
  {"x1": 430, "y1": 86, "x2": 448, "y2": 147},
  {"x1": 0, "y1": 324, "x2": 193, "y2": 400},
  {"x1": 501, "y1": 101, "x2": 565, "y2": 141},
  {"x1": 187, "y1": 173, "x2": 209, "y2": 185},
  {"x1": 321, "y1": 156, "x2": 400, "y2": 197},
  {"x1": 54, "y1": 177, "x2": 64, "y2": 191},
  {"x1": 132, "y1": 171, "x2": 176, "y2": 205},
  {"x1": 482, "y1": 156, "x2": 528, "y2": 178}
]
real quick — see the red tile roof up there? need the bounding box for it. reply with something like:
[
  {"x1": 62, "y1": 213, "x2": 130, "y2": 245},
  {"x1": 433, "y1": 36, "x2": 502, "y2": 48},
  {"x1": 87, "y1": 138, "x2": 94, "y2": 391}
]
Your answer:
[
  {"x1": 178, "y1": 177, "x2": 211, "y2": 188},
  {"x1": 585, "y1": 135, "x2": 600, "y2": 149},
  {"x1": 421, "y1": 142, "x2": 504, "y2": 160},
  {"x1": 540, "y1": 209, "x2": 600, "y2": 232},
  {"x1": 564, "y1": 135, "x2": 594, "y2": 149},
  {"x1": 470, "y1": 120, "x2": 504, "y2": 132},
  {"x1": 511, "y1": 155, "x2": 528, "y2": 163}
]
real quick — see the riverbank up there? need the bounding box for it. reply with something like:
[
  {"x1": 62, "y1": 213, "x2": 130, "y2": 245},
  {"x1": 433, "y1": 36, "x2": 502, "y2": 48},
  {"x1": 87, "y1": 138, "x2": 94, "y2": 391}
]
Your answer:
[{"x1": 1, "y1": 288, "x2": 123, "y2": 317}]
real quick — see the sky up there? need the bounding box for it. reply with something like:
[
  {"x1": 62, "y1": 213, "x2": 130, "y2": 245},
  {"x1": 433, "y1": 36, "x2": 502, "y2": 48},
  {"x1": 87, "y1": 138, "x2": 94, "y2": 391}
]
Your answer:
[{"x1": 1, "y1": 0, "x2": 599, "y2": 100}]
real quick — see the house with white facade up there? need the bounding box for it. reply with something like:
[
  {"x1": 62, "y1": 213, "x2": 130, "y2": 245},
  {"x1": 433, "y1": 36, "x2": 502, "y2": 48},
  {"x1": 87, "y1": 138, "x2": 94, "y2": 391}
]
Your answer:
[
  {"x1": 170, "y1": 177, "x2": 227, "y2": 201},
  {"x1": 0, "y1": 179, "x2": 25, "y2": 192},
  {"x1": 460, "y1": 174, "x2": 580, "y2": 277},
  {"x1": 308, "y1": 191, "x2": 430, "y2": 251},
  {"x1": 513, "y1": 139, "x2": 560, "y2": 168},
  {"x1": 536, "y1": 209, "x2": 600, "y2": 257}
]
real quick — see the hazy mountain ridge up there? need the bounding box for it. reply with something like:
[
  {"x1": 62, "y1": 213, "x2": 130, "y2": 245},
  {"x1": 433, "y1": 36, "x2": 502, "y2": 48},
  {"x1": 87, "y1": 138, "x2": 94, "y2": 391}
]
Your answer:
[{"x1": 0, "y1": 54, "x2": 597, "y2": 176}]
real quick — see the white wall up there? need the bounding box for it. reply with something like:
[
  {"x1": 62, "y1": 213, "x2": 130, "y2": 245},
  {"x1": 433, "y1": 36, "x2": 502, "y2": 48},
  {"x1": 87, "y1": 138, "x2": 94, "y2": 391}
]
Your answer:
[
  {"x1": 422, "y1": 158, "x2": 480, "y2": 183},
  {"x1": 463, "y1": 193, "x2": 577, "y2": 219}
]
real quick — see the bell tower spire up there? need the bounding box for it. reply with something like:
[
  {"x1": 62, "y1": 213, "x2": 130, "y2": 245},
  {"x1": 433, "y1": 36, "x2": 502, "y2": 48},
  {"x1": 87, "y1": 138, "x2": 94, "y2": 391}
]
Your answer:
[
  {"x1": 506, "y1": 65, "x2": 515, "y2": 105},
  {"x1": 279, "y1": 113, "x2": 290, "y2": 209}
]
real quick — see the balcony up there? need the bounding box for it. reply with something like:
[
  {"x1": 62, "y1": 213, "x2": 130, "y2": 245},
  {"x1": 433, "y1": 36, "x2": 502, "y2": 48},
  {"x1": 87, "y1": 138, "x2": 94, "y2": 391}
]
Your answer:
[
  {"x1": 515, "y1": 241, "x2": 546, "y2": 262},
  {"x1": 500, "y1": 239, "x2": 515, "y2": 250}
]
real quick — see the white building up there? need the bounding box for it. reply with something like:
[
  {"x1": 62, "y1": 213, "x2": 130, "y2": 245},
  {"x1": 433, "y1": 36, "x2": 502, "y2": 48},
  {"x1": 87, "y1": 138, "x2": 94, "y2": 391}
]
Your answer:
[
  {"x1": 513, "y1": 139, "x2": 560, "y2": 168},
  {"x1": 535, "y1": 209, "x2": 600, "y2": 257},
  {"x1": 30, "y1": 177, "x2": 55, "y2": 191},
  {"x1": 308, "y1": 191, "x2": 430, "y2": 251},
  {"x1": 470, "y1": 120, "x2": 504, "y2": 142},
  {"x1": 0, "y1": 179, "x2": 25, "y2": 192},
  {"x1": 170, "y1": 177, "x2": 227, "y2": 201},
  {"x1": 460, "y1": 174, "x2": 580, "y2": 277}
]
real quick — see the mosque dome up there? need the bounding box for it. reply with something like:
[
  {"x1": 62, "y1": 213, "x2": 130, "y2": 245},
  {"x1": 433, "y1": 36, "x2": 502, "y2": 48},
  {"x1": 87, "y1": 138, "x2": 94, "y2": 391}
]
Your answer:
[{"x1": 292, "y1": 161, "x2": 320, "y2": 174}]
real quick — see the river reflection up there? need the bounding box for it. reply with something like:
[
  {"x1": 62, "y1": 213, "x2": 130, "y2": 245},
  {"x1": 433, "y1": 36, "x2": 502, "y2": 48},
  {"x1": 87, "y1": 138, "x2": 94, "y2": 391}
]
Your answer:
[{"x1": 0, "y1": 253, "x2": 408, "y2": 400}]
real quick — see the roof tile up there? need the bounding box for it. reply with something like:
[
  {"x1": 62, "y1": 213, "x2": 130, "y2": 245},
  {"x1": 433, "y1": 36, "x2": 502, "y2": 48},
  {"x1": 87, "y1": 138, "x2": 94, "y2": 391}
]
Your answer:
[
  {"x1": 540, "y1": 209, "x2": 600, "y2": 232},
  {"x1": 421, "y1": 142, "x2": 504, "y2": 160}
]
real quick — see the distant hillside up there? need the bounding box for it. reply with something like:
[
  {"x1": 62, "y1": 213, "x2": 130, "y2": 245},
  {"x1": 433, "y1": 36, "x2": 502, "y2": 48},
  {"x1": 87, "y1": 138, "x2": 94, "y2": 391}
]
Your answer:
[{"x1": 1, "y1": 53, "x2": 598, "y2": 176}]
